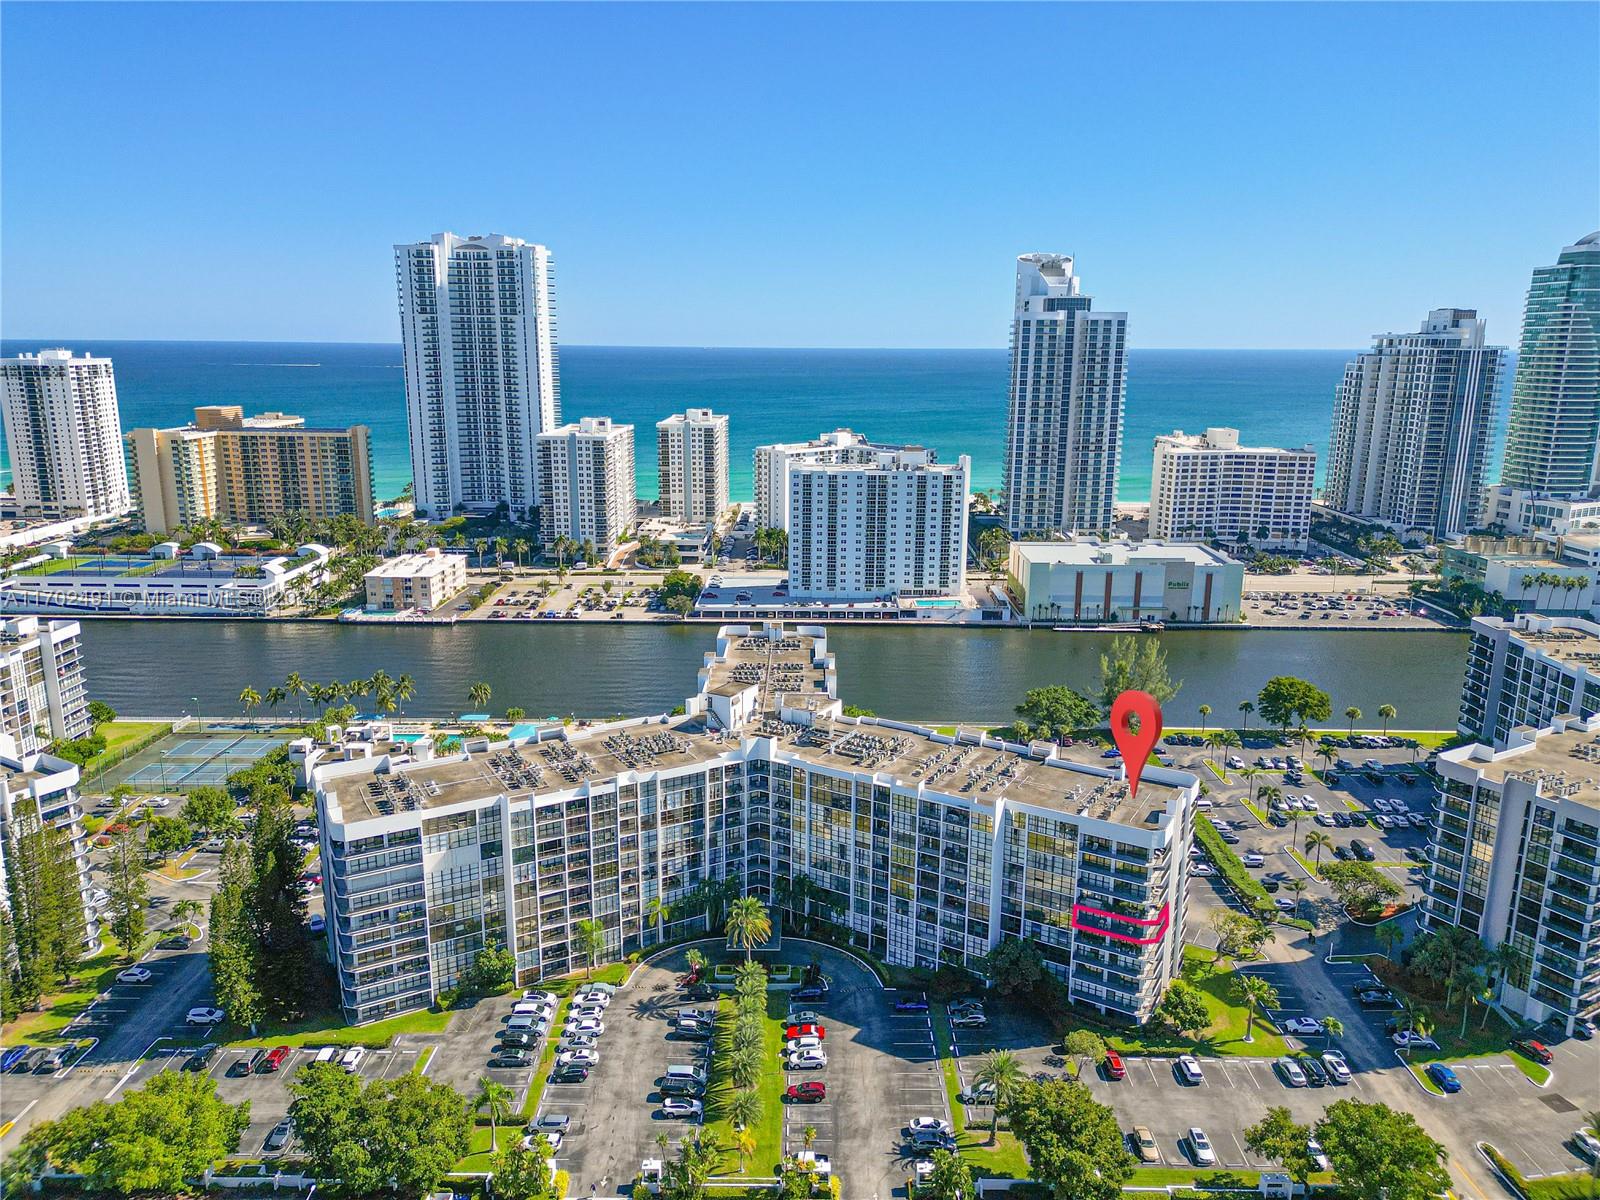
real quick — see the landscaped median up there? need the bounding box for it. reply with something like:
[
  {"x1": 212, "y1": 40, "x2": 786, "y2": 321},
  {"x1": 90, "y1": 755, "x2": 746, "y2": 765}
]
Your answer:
[
  {"x1": 701, "y1": 980, "x2": 785, "y2": 1176},
  {"x1": 931, "y1": 1004, "x2": 1030, "y2": 1179},
  {"x1": 1193, "y1": 816, "x2": 1313, "y2": 932},
  {"x1": 1481, "y1": 1142, "x2": 1597, "y2": 1199}
]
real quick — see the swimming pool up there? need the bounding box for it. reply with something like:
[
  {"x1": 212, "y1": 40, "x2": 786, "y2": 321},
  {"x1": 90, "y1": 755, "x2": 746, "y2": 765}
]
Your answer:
[{"x1": 914, "y1": 599, "x2": 961, "y2": 608}]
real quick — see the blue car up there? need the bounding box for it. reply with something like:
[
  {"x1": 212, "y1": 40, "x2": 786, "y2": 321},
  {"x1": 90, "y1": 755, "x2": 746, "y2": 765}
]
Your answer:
[
  {"x1": 1101, "y1": 747, "x2": 1121, "y2": 758},
  {"x1": 1425, "y1": 1063, "x2": 1461, "y2": 1093},
  {"x1": 0, "y1": 1046, "x2": 27, "y2": 1072},
  {"x1": 893, "y1": 995, "x2": 930, "y2": 1013}
]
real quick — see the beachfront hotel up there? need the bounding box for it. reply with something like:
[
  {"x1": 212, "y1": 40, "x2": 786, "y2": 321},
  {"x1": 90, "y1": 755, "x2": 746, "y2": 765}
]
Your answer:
[
  {"x1": 656, "y1": 408, "x2": 729, "y2": 527},
  {"x1": 0, "y1": 349, "x2": 131, "y2": 523},
  {"x1": 535, "y1": 417, "x2": 636, "y2": 557},
  {"x1": 1458, "y1": 613, "x2": 1600, "y2": 746},
  {"x1": 1002, "y1": 253, "x2": 1127, "y2": 539},
  {"x1": 1148, "y1": 427, "x2": 1316, "y2": 551},
  {"x1": 786, "y1": 446, "x2": 970, "y2": 601},
  {"x1": 1325, "y1": 308, "x2": 1506, "y2": 541},
  {"x1": 312, "y1": 623, "x2": 1197, "y2": 1025},
  {"x1": 395, "y1": 233, "x2": 560, "y2": 520},
  {"x1": 1424, "y1": 714, "x2": 1600, "y2": 1035},
  {"x1": 125, "y1": 405, "x2": 375, "y2": 534}
]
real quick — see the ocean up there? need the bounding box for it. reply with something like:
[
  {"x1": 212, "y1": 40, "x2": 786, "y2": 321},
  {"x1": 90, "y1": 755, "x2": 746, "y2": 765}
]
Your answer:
[{"x1": 1, "y1": 340, "x2": 1478, "y2": 504}]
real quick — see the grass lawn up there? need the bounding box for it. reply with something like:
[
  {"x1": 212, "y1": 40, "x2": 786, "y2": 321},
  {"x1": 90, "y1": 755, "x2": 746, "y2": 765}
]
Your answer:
[
  {"x1": 703, "y1": 988, "x2": 785, "y2": 1177},
  {"x1": 1204, "y1": 760, "x2": 1230, "y2": 784},
  {"x1": 82, "y1": 720, "x2": 171, "y2": 776},
  {"x1": 931, "y1": 1006, "x2": 1031, "y2": 1179},
  {"x1": 1360, "y1": 958, "x2": 1550, "y2": 1081},
  {"x1": 1095, "y1": 947, "x2": 1290, "y2": 1059},
  {"x1": 1123, "y1": 1166, "x2": 1335, "y2": 1188},
  {"x1": 224, "y1": 1005, "x2": 455, "y2": 1049},
  {"x1": 2, "y1": 935, "x2": 152, "y2": 1043},
  {"x1": 455, "y1": 1124, "x2": 519, "y2": 1173}
]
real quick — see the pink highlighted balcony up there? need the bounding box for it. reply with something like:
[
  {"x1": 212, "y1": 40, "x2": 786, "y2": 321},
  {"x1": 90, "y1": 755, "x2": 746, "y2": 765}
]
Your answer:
[{"x1": 1070, "y1": 901, "x2": 1171, "y2": 946}]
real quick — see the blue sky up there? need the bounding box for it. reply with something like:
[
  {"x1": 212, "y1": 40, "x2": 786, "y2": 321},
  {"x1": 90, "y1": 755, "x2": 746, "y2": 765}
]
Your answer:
[{"x1": 2, "y1": 2, "x2": 1594, "y2": 349}]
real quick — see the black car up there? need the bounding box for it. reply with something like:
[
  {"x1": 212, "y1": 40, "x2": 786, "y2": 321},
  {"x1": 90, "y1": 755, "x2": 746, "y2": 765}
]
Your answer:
[
  {"x1": 1347, "y1": 812, "x2": 1369, "y2": 827},
  {"x1": 1325, "y1": 773, "x2": 1341, "y2": 787},
  {"x1": 184, "y1": 1043, "x2": 220, "y2": 1072},
  {"x1": 157, "y1": 934, "x2": 193, "y2": 951},
  {"x1": 794, "y1": 982, "x2": 830, "y2": 1002},
  {"x1": 1359, "y1": 991, "x2": 1400, "y2": 1009},
  {"x1": 1261, "y1": 878, "x2": 1281, "y2": 893},
  {"x1": 1296, "y1": 1056, "x2": 1328, "y2": 1086},
  {"x1": 1350, "y1": 840, "x2": 1376, "y2": 862},
  {"x1": 9, "y1": 1047, "x2": 46, "y2": 1073},
  {"x1": 1332, "y1": 845, "x2": 1352, "y2": 860},
  {"x1": 894, "y1": 995, "x2": 930, "y2": 1013},
  {"x1": 499, "y1": 1029, "x2": 535, "y2": 1048},
  {"x1": 228, "y1": 1048, "x2": 265, "y2": 1077},
  {"x1": 683, "y1": 983, "x2": 716, "y2": 1001},
  {"x1": 1331, "y1": 812, "x2": 1350, "y2": 828},
  {"x1": 550, "y1": 1064, "x2": 589, "y2": 1083},
  {"x1": 491, "y1": 1049, "x2": 532, "y2": 1069},
  {"x1": 1220, "y1": 831, "x2": 1242, "y2": 844}
]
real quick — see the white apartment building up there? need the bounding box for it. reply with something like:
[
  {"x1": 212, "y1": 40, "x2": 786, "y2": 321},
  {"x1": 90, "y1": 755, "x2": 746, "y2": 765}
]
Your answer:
[
  {"x1": 1326, "y1": 309, "x2": 1506, "y2": 541},
  {"x1": 656, "y1": 409, "x2": 729, "y2": 527},
  {"x1": 536, "y1": 418, "x2": 636, "y2": 556},
  {"x1": 1425, "y1": 714, "x2": 1600, "y2": 1034},
  {"x1": 312, "y1": 623, "x2": 1197, "y2": 1025},
  {"x1": 0, "y1": 349, "x2": 131, "y2": 522},
  {"x1": 0, "y1": 617, "x2": 90, "y2": 756},
  {"x1": 752, "y1": 430, "x2": 911, "y2": 531},
  {"x1": 1457, "y1": 613, "x2": 1600, "y2": 746},
  {"x1": 395, "y1": 233, "x2": 560, "y2": 520},
  {"x1": 1482, "y1": 490, "x2": 1600, "y2": 538},
  {"x1": 1006, "y1": 539, "x2": 1244, "y2": 625},
  {"x1": 0, "y1": 737, "x2": 99, "y2": 949},
  {"x1": 786, "y1": 449, "x2": 969, "y2": 601},
  {"x1": 1149, "y1": 427, "x2": 1316, "y2": 551},
  {"x1": 363, "y1": 549, "x2": 468, "y2": 613},
  {"x1": 1003, "y1": 254, "x2": 1127, "y2": 538}
]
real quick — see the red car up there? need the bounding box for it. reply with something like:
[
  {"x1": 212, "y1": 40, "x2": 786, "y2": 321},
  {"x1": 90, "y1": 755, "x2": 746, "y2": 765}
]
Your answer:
[
  {"x1": 785, "y1": 1023, "x2": 825, "y2": 1041},
  {"x1": 786, "y1": 1081, "x2": 826, "y2": 1103},
  {"x1": 1511, "y1": 1038, "x2": 1553, "y2": 1065},
  {"x1": 1103, "y1": 1050, "x2": 1127, "y2": 1080}
]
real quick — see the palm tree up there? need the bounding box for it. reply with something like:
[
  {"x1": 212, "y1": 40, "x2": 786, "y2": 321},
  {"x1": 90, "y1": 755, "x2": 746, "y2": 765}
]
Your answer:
[
  {"x1": 1405, "y1": 1007, "x2": 1436, "y2": 1060},
  {"x1": 644, "y1": 896, "x2": 672, "y2": 945},
  {"x1": 513, "y1": 538, "x2": 530, "y2": 568},
  {"x1": 1377, "y1": 703, "x2": 1397, "y2": 735},
  {"x1": 1322, "y1": 1015, "x2": 1344, "y2": 1050},
  {"x1": 732, "y1": 1125, "x2": 757, "y2": 1174},
  {"x1": 685, "y1": 947, "x2": 708, "y2": 982},
  {"x1": 394, "y1": 674, "x2": 416, "y2": 715},
  {"x1": 1238, "y1": 765, "x2": 1261, "y2": 797},
  {"x1": 238, "y1": 686, "x2": 262, "y2": 726},
  {"x1": 1284, "y1": 876, "x2": 1310, "y2": 920},
  {"x1": 284, "y1": 671, "x2": 306, "y2": 718},
  {"x1": 1344, "y1": 705, "x2": 1362, "y2": 736},
  {"x1": 726, "y1": 1089, "x2": 763, "y2": 1132},
  {"x1": 1234, "y1": 973, "x2": 1279, "y2": 1043},
  {"x1": 1198, "y1": 704, "x2": 1212, "y2": 735},
  {"x1": 1304, "y1": 830, "x2": 1333, "y2": 870},
  {"x1": 1238, "y1": 700, "x2": 1254, "y2": 732},
  {"x1": 802, "y1": 1125, "x2": 818, "y2": 1150},
  {"x1": 974, "y1": 1050, "x2": 1023, "y2": 1146},
  {"x1": 472, "y1": 1076, "x2": 514, "y2": 1146},
  {"x1": 171, "y1": 898, "x2": 204, "y2": 937},
  {"x1": 1483, "y1": 941, "x2": 1520, "y2": 1026},
  {"x1": 1259, "y1": 783, "x2": 1282, "y2": 817},
  {"x1": 1314, "y1": 744, "x2": 1336, "y2": 778},
  {"x1": 574, "y1": 917, "x2": 606, "y2": 979},
  {"x1": 725, "y1": 895, "x2": 772, "y2": 962},
  {"x1": 1375, "y1": 920, "x2": 1405, "y2": 960},
  {"x1": 1452, "y1": 964, "x2": 1485, "y2": 1037},
  {"x1": 264, "y1": 685, "x2": 286, "y2": 720},
  {"x1": 467, "y1": 681, "x2": 492, "y2": 713},
  {"x1": 1214, "y1": 728, "x2": 1242, "y2": 760}
]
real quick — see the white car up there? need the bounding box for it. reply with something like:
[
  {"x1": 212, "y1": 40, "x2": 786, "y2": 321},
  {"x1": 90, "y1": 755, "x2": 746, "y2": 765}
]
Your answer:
[
  {"x1": 1300, "y1": 795, "x2": 1320, "y2": 812},
  {"x1": 116, "y1": 966, "x2": 152, "y2": 984},
  {"x1": 1176, "y1": 1055, "x2": 1204, "y2": 1084},
  {"x1": 521, "y1": 1131, "x2": 563, "y2": 1153},
  {"x1": 1188, "y1": 1127, "x2": 1217, "y2": 1166},
  {"x1": 906, "y1": 1116, "x2": 953, "y2": 1136},
  {"x1": 1242, "y1": 853, "x2": 1266, "y2": 868},
  {"x1": 788, "y1": 1009, "x2": 823, "y2": 1024},
  {"x1": 785, "y1": 1035, "x2": 823, "y2": 1053},
  {"x1": 661, "y1": 1098, "x2": 703, "y2": 1120},
  {"x1": 339, "y1": 1047, "x2": 366, "y2": 1073},
  {"x1": 1574, "y1": 1128, "x2": 1600, "y2": 1163},
  {"x1": 1227, "y1": 756, "x2": 1246, "y2": 770},
  {"x1": 785, "y1": 1048, "x2": 827, "y2": 1070},
  {"x1": 1281, "y1": 1017, "x2": 1324, "y2": 1036},
  {"x1": 185, "y1": 1007, "x2": 225, "y2": 1026},
  {"x1": 575, "y1": 989, "x2": 612, "y2": 1008},
  {"x1": 557, "y1": 1048, "x2": 598, "y2": 1068},
  {"x1": 1307, "y1": 1137, "x2": 1331, "y2": 1171},
  {"x1": 1391, "y1": 1031, "x2": 1439, "y2": 1049},
  {"x1": 1189, "y1": 863, "x2": 1216, "y2": 876},
  {"x1": 558, "y1": 1033, "x2": 599, "y2": 1052},
  {"x1": 1321, "y1": 1051, "x2": 1352, "y2": 1083},
  {"x1": 522, "y1": 989, "x2": 559, "y2": 1006},
  {"x1": 564, "y1": 1018, "x2": 605, "y2": 1038},
  {"x1": 512, "y1": 999, "x2": 553, "y2": 1017},
  {"x1": 1275, "y1": 1057, "x2": 1308, "y2": 1087}
]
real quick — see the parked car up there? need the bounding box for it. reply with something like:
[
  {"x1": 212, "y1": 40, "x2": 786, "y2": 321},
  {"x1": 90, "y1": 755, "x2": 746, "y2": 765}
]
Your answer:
[
  {"x1": 1321, "y1": 1050, "x2": 1352, "y2": 1083},
  {"x1": 557, "y1": 1048, "x2": 598, "y2": 1068},
  {"x1": 1176, "y1": 1055, "x2": 1204, "y2": 1084},
  {"x1": 564, "y1": 1017, "x2": 605, "y2": 1037},
  {"x1": 785, "y1": 1048, "x2": 828, "y2": 1071},
  {"x1": 1573, "y1": 1128, "x2": 1600, "y2": 1163},
  {"x1": 523, "y1": 989, "x2": 559, "y2": 1006},
  {"x1": 494, "y1": 1048, "x2": 535, "y2": 1069},
  {"x1": 1296, "y1": 1055, "x2": 1328, "y2": 1087},
  {"x1": 258, "y1": 1046, "x2": 292, "y2": 1073},
  {"x1": 1307, "y1": 1137, "x2": 1331, "y2": 1172},
  {"x1": 1188, "y1": 1127, "x2": 1217, "y2": 1166},
  {"x1": 549, "y1": 1063, "x2": 588, "y2": 1083},
  {"x1": 661, "y1": 1098, "x2": 703, "y2": 1120},
  {"x1": 339, "y1": 1047, "x2": 366, "y2": 1074},
  {"x1": 185, "y1": 1007, "x2": 226, "y2": 1026},
  {"x1": 785, "y1": 1024, "x2": 825, "y2": 1041},
  {"x1": 229, "y1": 1048, "x2": 267, "y2": 1077},
  {"x1": 264, "y1": 1119, "x2": 294, "y2": 1152},
  {"x1": 787, "y1": 1081, "x2": 827, "y2": 1103},
  {"x1": 0, "y1": 1046, "x2": 29, "y2": 1073},
  {"x1": 785, "y1": 1035, "x2": 824, "y2": 1053},
  {"x1": 793, "y1": 981, "x2": 830, "y2": 1002},
  {"x1": 906, "y1": 1117, "x2": 952, "y2": 1136},
  {"x1": 1132, "y1": 1125, "x2": 1160, "y2": 1163},
  {"x1": 1274, "y1": 1057, "x2": 1308, "y2": 1087},
  {"x1": 1425, "y1": 1063, "x2": 1461, "y2": 1093},
  {"x1": 1511, "y1": 1038, "x2": 1554, "y2": 1065},
  {"x1": 501, "y1": 1030, "x2": 537, "y2": 1049},
  {"x1": 950, "y1": 1011, "x2": 989, "y2": 1028},
  {"x1": 1103, "y1": 1050, "x2": 1126, "y2": 1079},
  {"x1": 1392, "y1": 1031, "x2": 1440, "y2": 1050},
  {"x1": 893, "y1": 996, "x2": 930, "y2": 1013},
  {"x1": 531, "y1": 1113, "x2": 571, "y2": 1137},
  {"x1": 1281, "y1": 1016, "x2": 1324, "y2": 1036},
  {"x1": 183, "y1": 1043, "x2": 220, "y2": 1072}
]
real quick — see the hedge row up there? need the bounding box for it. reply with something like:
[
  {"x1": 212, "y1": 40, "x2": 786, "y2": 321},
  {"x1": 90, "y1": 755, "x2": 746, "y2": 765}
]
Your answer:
[{"x1": 1194, "y1": 815, "x2": 1315, "y2": 931}]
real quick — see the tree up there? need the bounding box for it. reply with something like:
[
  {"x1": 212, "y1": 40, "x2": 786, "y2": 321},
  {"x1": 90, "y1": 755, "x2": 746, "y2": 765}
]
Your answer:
[
  {"x1": 975, "y1": 1050, "x2": 1024, "y2": 1145},
  {"x1": 238, "y1": 685, "x2": 261, "y2": 724},
  {"x1": 1155, "y1": 979, "x2": 1210, "y2": 1038},
  {"x1": 1315, "y1": 1099, "x2": 1450, "y2": 1200},
  {"x1": 1322, "y1": 1014, "x2": 1344, "y2": 1048},
  {"x1": 1011, "y1": 685, "x2": 1098, "y2": 741},
  {"x1": 574, "y1": 918, "x2": 607, "y2": 978},
  {"x1": 1210, "y1": 909, "x2": 1272, "y2": 963},
  {"x1": 1256, "y1": 676, "x2": 1332, "y2": 731},
  {"x1": 505, "y1": 706, "x2": 526, "y2": 723},
  {"x1": 1320, "y1": 860, "x2": 1403, "y2": 917},
  {"x1": 645, "y1": 896, "x2": 672, "y2": 944},
  {"x1": 105, "y1": 830, "x2": 149, "y2": 954},
  {"x1": 88, "y1": 698, "x2": 118, "y2": 727},
  {"x1": 1234, "y1": 973, "x2": 1279, "y2": 1043},
  {"x1": 660, "y1": 570, "x2": 704, "y2": 609},
  {"x1": 4, "y1": 795, "x2": 89, "y2": 1001},
  {"x1": 1375, "y1": 919, "x2": 1405, "y2": 960},
  {"x1": 977, "y1": 526, "x2": 1011, "y2": 572},
  {"x1": 473, "y1": 1075, "x2": 515, "y2": 1145},
  {"x1": 1197, "y1": 703, "x2": 1212, "y2": 733},
  {"x1": 171, "y1": 898, "x2": 204, "y2": 938},
  {"x1": 1377, "y1": 702, "x2": 1397, "y2": 734},
  {"x1": 144, "y1": 813, "x2": 193, "y2": 858},
  {"x1": 924, "y1": 1149, "x2": 976, "y2": 1200},
  {"x1": 985, "y1": 935, "x2": 1046, "y2": 995},
  {"x1": 1097, "y1": 634, "x2": 1181, "y2": 712},
  {"x1": 181, "y1": 785, "x2": 240, "y2": 839},
  {"x1": 1284, "y1": 875, "x2": 1310, "y2": 921},
  {"x1": 208, "y1": 841, "x2": 265, "y2": 1031},
  {"x1": 4, "y1": 1070, "x2": 249, "y2": 1196},
  {"x1": 1238, "y1": 699, "x2": 1254, "y2": 730},
  {"x1": 1344, "y1": 705, "x2": 1363, "y2": 734},
  {"x1": 467, "y1": 680, "x2": 493, "y2": 712},
  {"x1": 462, "y1": 943, "x2": 516, "y2": 994},
  {"x1": 1005, "y1": 1078, "x2": 1136, "y2": 1200},
  {"x1": 1061, "y1": 1029, "x2": 1106, "y2": 1079},
  {"x1": 725, "y1": 895, "x2": 772, "y2": 962},
  {"x1": 490, "y1": 1136, "x2": 556, "y2": 1200},
  {"x1": 1244, "y1": 1106, "x2": 1317, "y2": 1185},
  {"x1": 731, "y1": 1126, "x2": 757, "y2": 1174},
  {"x1": 725, "y1": 1087, "x2": 763, "y2": 1132},
  {"x1": 289, "y1": 1062, "x2": 470, "y2": 1198},
  {"x1": 1302, "y1": 829, "x2": 1333, "y2": 871}
]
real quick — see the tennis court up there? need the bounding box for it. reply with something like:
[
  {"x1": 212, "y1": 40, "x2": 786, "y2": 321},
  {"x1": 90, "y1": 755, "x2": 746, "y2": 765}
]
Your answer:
[{"x1": 122, "y1": 732, "x2": 285, "y2": 787}]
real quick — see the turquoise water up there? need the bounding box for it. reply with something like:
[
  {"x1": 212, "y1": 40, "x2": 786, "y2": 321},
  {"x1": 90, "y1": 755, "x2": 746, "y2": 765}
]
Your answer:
[{"x1": 1, "y1": 340, "x2": 1506, "y2": 504}]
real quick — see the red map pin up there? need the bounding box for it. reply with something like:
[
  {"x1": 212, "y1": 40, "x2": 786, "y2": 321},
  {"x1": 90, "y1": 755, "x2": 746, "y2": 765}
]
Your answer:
[{"x1": 1110, "y1": 690, "x2": 1163, "y2": 799}]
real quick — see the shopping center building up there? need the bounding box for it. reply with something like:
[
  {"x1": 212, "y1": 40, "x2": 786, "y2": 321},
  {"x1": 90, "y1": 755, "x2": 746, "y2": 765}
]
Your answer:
[{"x1": 312, "y1": 623, "x2": 1198, "y2": 1025}]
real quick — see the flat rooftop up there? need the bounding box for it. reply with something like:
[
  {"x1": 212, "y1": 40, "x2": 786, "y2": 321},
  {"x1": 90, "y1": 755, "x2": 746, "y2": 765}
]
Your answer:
[
  {"x1": 1507, "y1": 623, "x2": 1600, "y2": 671},
  {"x1": 1011, "y1": 540, "x2": 1237, "y2": 569},
  {"x1": 1463, "y1": 724, "x2": 1600, "y2": 811},
  {"x1": 701, "y1": 630, "x2": 832, "y2": 709}
]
